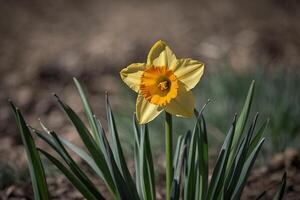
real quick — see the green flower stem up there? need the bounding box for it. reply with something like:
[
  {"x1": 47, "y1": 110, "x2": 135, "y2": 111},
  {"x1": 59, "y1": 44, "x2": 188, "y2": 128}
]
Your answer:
[{"x1": 165, "y1": 112, "x2": 173, "y2": 200}]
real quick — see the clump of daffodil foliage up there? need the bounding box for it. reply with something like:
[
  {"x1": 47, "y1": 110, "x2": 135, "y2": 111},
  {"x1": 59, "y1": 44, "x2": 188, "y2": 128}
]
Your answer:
[{"x1": 11, "y1": 41, "x2": 286, "y2": 200}]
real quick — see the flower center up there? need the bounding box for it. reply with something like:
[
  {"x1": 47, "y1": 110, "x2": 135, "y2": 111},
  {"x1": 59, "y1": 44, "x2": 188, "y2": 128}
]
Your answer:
[
  {"x1": 158, "y1": 80, "x2": 170, "y2": 91},
  {"x1": 140, "y1": 66, "x2": 178, "y2": 106}
]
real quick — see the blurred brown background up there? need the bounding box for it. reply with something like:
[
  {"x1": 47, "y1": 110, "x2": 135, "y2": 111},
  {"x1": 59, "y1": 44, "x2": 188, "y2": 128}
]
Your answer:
[{"x1": 0, "y1": 0, "x2": 300, "y2": 199}]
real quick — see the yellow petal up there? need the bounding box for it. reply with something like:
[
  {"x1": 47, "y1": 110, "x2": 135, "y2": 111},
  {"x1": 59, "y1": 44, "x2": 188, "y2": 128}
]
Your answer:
[
  {"x1": 120, "y1": 63, "x2": 146, "y2": 92},
  {"x1": 171, "y1": 59, "x2": 204, "y2": 90},
  {"x1": 136, "y1": 94, "x2": 163, "y2": 124},
  {"x1": 165, "y1": 82, "x2": 195, "y2": 118},
  {"x1": 147, "y1": 40, "x2": 177, "y2": 68}
]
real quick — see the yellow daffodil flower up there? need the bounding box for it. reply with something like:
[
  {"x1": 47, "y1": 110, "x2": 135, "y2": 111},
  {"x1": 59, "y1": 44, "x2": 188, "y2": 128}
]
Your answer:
[{"x1": 120, "y1": 40, "x2": 204, "y2": 124}]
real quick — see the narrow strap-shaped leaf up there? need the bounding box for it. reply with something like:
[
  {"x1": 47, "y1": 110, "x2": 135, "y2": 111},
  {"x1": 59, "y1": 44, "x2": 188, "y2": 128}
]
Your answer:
[
  {"x1": 133, "y1": 114, "x2": 141, "y2": 149},
  {"x1": 247, "y1": 119, "x2": 269, "y2": 158},
  {"x1": 134, "y1": 140, "x2": 142, "y2": 197},
  {"x1": 184, "y1": 108, "x2": 211, "y2": 200},
  {"x1": 39, "y1": 149, "x2": 100, "y2": 200},
  {"x1": 273, "y1": 172, "x2": 287, "y2": 200},
  {"x1": 194, "y1": 161, "x2": 200, "y2": 200},
  {"x1": 225, "y1": 114, "x2": 259, "y2": 198},
  {"x1": 54, "y1": 94, "x2": 117, "y2": 196},
  {"x1": 172, "y1": 134, "x2": 185, "y2": 199},
  {"x1": 139, "y1": 125, "x2": 155, "y2": 200},
  {"x1": 228, "y1": 81, "x2": 255, "y2": 169},
  {"x1": 255, "y1": 191, "x2": 266, "y2": 200},
  {"x1": 171, "y1": 145, "x2": 186, "y2": 200},
  {"x1": 59, "y1": 136, "x2": 103, "y2": 179},
  {"x1": 133, "y1": 115, "x2": 142, "y2": 197},
  {"x1": 191, "y1": 104, "x2": 210, "y2": 200},
  {"x1": 73, "y1": 77, "x2": 101, "y2": 145},
  {"x1": 184, "y1": 127, "x2": 198, "y2": 200},
  {"x1": 173, "y1": 135, "x2": 184, "y2": 171},
  {"x1": 183, "y1": 131, "x2": 191, "y2": 189},
  {"x1": 93, "y1": 116, "x2": 112, "y2": 168},
  {"x1": 197, "y1": 114, "x2": 209, "y2": 200},
  {"x1": 106, "y1": 94, "x2": 127, "y2": 169},
  {"x1": 144, "y1": 124, "x2": 156, "y2": 199},
  {"x1": 206, "y1": 115, "x2": 236, "y2": 200},
  {"x1": 10, "y1": 102, "x2": 49, "y2": 200},
  {"x1": 224, "y1": 137, "x2": 247, "y2": 198},
  {"x1": 99, "y1": 123, "x2": 137, "y2": 200},
  {"x1": 51, "y1": 131, "x2": 105, "y2": 199},
  {"x1": 31, "y1": 125, "x2": 105, "y2": 199},
  {"x1": 233, "y1": 80, "x2": 255, "y2": 147},
  {"x1": 231, "y1": 139, "x2": 265, "y2": 200},
  {"x1": 106, "y1": 94, "x2": 139, "y2": 199},
  {"x1": 206, "y1": 149, "x2": 225, "y2": 200},
  {"x1": 33, "y1": 125, "x2": 105, "y2": 182}
]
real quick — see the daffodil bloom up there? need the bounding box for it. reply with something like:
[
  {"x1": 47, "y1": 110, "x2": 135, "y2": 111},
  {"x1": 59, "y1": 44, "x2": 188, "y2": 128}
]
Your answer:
[{"x1": 120, "y1": 40, "x2": 204, "y2": 124}]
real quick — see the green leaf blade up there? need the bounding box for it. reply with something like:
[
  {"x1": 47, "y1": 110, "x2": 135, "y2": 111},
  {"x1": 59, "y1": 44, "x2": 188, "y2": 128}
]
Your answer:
[
  {"x1": 106, "y1": 95, "x2": 139, "y2": 199},
  {"x1": 228, "y1": 80, "x2": 255, "y2": 170},
  {"x1": 73, "y1": 77, "x2": 101, "y2": 145},
  {"x1": 273, "y1": 172, "x2": 287, "y2": 200},
  {"x1": 39, "y1": 149, "x2": 101, "y2": 200},
  {"x1": 54, "y1": 94, "x2": 117, "y2": 196},
  {"x1": 10, "y1": 102, "x2": 49, "y2": 200}
]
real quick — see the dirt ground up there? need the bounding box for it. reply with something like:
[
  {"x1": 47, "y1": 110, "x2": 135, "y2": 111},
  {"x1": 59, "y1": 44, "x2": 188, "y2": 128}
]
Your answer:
[{"x1": 0, "y1": 0, "x2": 300, "y2": 199}]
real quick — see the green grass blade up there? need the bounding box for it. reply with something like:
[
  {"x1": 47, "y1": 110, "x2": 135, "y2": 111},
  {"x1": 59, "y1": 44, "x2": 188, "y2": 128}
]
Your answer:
[
  {"x1": 10, "y1": 102, "x2": 49, "y2": 200},
  {"x1": 273, "y1": 172, "x2": 287, "y2": 200},
  {"x1": 39, "y1": 149, "x2": 101, "y2": 200},
  {"x1": 73, "y1": 77, "x2": 101, "y2": 145}
]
